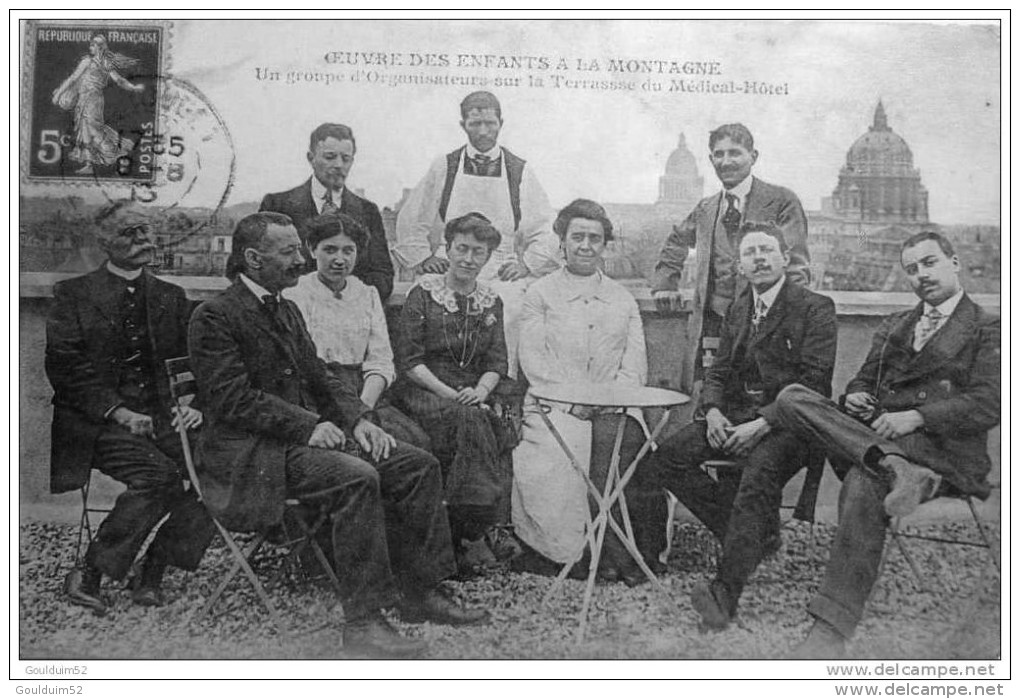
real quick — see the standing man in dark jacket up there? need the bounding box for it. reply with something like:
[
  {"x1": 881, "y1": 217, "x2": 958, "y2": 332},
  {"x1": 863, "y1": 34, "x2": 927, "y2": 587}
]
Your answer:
[
  {"x1": 45, "y1": 202, "x2": 214, "y2": 614},
  {"x1": 652, "y1": 123, "x2": 810, "y2": 395},
  {"x1": 639, "y1": 222, "x2": 836, "y2": 628},
  {"x1": 772, "y1": 231, "x2": 1000, "y2": 658},
  {"x1": 188, "y1": 212, "x2": 488, "y2": 658},
  {"x1": 260, "y1": 123, "x2": 395, "y2": 301}
]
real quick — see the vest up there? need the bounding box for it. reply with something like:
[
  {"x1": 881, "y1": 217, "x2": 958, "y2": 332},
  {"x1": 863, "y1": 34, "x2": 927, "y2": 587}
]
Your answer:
[{"x1": 438, "y1": 146, "x2": 526, "y2": 231}]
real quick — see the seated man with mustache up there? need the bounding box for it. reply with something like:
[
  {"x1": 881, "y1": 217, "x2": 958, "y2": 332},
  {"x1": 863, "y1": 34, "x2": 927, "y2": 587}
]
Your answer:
[{"x1": 637, "y1": 221, "x2": 837, "y2": 631}]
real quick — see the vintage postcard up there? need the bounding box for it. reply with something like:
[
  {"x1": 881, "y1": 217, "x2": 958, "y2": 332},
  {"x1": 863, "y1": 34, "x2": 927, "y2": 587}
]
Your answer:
[{"x1": 15, "y1": 14, "x2": 1004, "y2": 683}]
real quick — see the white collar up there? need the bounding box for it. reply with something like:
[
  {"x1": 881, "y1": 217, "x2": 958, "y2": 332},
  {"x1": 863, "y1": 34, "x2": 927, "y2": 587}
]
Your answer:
[
  {"x1": 310, "y1": 176, "x2": 344, "y2": 206},
  {"x1": 924, "y1": 288, "x2": 964, "y2": 318},
  {"x1": 723, "y1": 175, "x2": 754, "y2": 209},
  {"x1": 751, "y1": 274, "x2": 786, "y2": 311},
  {"x1": 466, "y1": 143, "x2": 501, "y2": 161},
  {"x1": 239, "y1": 273, "x2": 275, "y2": 303},
  {"x1": 106, "y1": 261, "x2": 144, "y2": 281}
]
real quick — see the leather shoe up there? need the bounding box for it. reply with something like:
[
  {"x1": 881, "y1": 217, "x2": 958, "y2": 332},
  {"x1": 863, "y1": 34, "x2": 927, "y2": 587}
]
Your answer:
[
  {"x1": 401, "y1": 587, "x2": 491, "y2": 626},
  {"x1": 786, "y1": 619, "x2": 847, "y2": 659},
  {"x1": 882, "y1": 455, "x2": 942, "y2": 517},
  {"x1": 63, "y1": 567, "x2": 107, "y2": 615},
  {"x1": 344, "y1": 613, "x2": 426, "y2": 659},
  {"x1": 129, "y1": 554, "x2": 167, "y2": 607},
  {"x1": 690, "y1": 581, "x2": 733, "y2": 632}
]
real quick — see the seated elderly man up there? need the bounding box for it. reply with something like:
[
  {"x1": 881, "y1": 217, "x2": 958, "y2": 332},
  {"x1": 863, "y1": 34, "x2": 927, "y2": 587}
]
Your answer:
[
  {"x1": 770, "y1": 231, "x2": 1000, "y2": 658},
  {"x1": 46, "y1": 201, "x2": 215, "y2": 614},
  {"x1": 188, "y1": 212, "x2": 489, "y2": 659}
]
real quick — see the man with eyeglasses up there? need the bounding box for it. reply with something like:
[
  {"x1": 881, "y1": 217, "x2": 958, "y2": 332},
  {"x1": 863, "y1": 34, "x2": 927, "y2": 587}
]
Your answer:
[{"x1": 45, "y1": 202, "x2": 215, "y2": 615}]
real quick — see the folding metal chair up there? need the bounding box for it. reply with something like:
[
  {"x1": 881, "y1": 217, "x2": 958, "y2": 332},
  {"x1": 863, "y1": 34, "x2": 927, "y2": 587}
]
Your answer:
[
  {"x1": 887, "y1": 489, "x2": 1000, "y2": 593},
  {"x1": 164, "y1": 357, "x2": 342, "y2": 635},
  {"x1": 74, "y1": 471, "x2": 114, "y2": 566}
]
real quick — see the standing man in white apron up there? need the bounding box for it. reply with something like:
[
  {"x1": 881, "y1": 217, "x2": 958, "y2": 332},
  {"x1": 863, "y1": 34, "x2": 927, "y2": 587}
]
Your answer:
[{"x1": 394, "y1": 91, "x2": 560, "y2": 379}]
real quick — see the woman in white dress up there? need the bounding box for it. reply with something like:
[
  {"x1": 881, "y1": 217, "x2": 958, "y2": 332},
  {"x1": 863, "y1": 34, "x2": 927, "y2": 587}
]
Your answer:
[
  {"x1": 511, "y1": 199, "x2": 667, "y2": 583},
  {"x1": 284, "y1": 213, "x2": 429, "y2": 450}
]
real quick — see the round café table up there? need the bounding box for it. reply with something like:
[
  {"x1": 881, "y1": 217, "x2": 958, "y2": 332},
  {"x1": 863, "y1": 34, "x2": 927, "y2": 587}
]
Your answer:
[{"x1": 527, "y1": 382, "x2": 690, "y2": 641}]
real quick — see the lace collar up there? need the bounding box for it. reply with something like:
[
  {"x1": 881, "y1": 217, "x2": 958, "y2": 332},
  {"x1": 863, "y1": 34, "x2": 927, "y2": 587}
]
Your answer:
[{"x1": 417, "y1": 274, "x2": 499, "y2": 314}]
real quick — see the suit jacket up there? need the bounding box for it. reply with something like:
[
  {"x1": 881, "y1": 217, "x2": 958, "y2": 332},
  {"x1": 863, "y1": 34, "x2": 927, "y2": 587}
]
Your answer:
[
  {"x1": 259, "y1": 179, "x2": 395, "y2": 301},
  {"x1": 188, "y1": 279, "x2": 373, "y2": 531},
  {"x1": 45, "y1": 267, "x2": 194, "y2": 493},
  {"x1": 700, "y1": 279, "x2": 837, "y2": 425},
  {"x1": 653, "y1": 177, "x2": 810, "y2": 394},
  {"x1": 844, "y1": 294, "x2": 999, "y2": 497}
]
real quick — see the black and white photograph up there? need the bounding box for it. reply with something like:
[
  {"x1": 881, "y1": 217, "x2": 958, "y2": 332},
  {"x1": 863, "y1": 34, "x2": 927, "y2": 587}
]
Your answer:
[{"x1": 14, "y1": 11, "x2": 1006, "y2": 688}]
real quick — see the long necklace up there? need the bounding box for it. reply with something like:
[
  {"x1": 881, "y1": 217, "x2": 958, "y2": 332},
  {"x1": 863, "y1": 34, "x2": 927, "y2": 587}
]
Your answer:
[{"x1": 441, "y1": 293, "x2": 481, "y2": 369}]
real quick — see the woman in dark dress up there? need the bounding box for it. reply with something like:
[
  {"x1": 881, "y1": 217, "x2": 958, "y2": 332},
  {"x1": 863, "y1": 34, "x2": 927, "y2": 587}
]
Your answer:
[{"x1": 395, "y1": 213, "x2": 517, "y2": 576}]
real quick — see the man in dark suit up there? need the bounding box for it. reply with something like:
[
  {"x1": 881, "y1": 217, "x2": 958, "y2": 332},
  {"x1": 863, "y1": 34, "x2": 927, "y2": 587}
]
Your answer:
[
  {"x1": 188, "y1": 212, "x2": 488, "y2": 658},
  {"x1": 638, "y1": 222, "x2": 836, "y2": 629},
  {"x1": 45, "y1": 202, "x2": 215, "y2": 614},
  {"x1": 259, "y1": 123, "x2": 395, "y2": 301},
  {"x1": 772, "y1": 231, "x2": 1000, "y2": 658},
  {"x1": 652, "y1": 123, "x2": 810, "y2": 394}
]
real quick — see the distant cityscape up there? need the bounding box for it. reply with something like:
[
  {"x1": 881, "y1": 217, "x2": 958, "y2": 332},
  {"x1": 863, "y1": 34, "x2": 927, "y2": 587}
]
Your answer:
[{"x1": 19, "y1": 102, "x2": 1000, "y2": 295}]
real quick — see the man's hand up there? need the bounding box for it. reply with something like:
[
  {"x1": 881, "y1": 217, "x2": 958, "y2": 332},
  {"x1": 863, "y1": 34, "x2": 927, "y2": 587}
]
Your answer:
[
  {"x1": 497, "y1": 260, "x2": 529, "y2": 282},
  {"x1": 171, "y1": 405, "x2": 203, "y2": 431},
  {"x1": 704, "y1": 407, "x2": 733, "y2": 450},
  {"x1": 844, "y1": 392, "x2": 878, "y2": 421},
  {"x1": 353, "y1": 420, "x2": 396, "y2": 462},
  {"x1": 111, "y1": 407, "x2": 154, "y2": 438},
  {"x1": 721, "y1": 417, "x2": 771, "y2": 458},
  {"x1": 653, "y1": 289, "x2": 685, "y2": 313},
  {"x1": 454, "y1": 387, "x2": 485, "y2": 406},
  {"x1": 415, "y1": 255, "x2": 450, "y2": 275},
  {"x1": 871, "y1": 410, "x2": 925, "y2": 440},
  {"x1": 308, "y1": 421, "x2": 346, "y2": 450}
]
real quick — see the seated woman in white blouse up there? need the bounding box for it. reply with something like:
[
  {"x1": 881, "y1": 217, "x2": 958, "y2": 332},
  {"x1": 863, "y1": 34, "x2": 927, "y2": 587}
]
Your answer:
[
  {"x1": 511, "y1": 199, "x2": 667, "y2": 584},
  {"x1": 284, "y1": 213, "x2": 430, "y2": 450}
]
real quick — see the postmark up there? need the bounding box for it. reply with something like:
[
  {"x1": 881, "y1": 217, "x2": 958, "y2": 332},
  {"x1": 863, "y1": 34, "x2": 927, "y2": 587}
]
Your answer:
[
  {"x1": 21, "y1": 20, "x2": 236, "y2": 274},
  {"x1": 22, "y1": 20, "x2": 169, "y2": 183}
]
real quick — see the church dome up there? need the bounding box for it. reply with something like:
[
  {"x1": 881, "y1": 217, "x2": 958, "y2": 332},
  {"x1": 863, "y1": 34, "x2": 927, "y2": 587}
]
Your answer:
[
  {"x1": 665, "y1": 133, "x2": 699, "y2": 177},
  {"x1": 844, "y1": 101, "x2": 915, "y2": 175}
]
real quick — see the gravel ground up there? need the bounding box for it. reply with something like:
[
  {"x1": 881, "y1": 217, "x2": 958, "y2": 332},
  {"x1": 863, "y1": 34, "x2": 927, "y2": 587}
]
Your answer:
[{"x1": 18, "y1": 519, "x2": 1000, "y2": 661}]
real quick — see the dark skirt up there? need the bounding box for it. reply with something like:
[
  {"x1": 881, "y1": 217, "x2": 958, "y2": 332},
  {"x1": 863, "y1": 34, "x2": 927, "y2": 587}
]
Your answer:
[
  {"x1": 325, "y1": 363, "x2": 432, "y2": 452},
  {"x1": 393, "y1": 382, "x2": 516, "y2": 512}
]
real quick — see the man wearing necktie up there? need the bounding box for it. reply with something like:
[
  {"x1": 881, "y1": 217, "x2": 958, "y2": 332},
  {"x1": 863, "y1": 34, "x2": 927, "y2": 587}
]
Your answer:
[
  {"x1": 393, "y1": 91, "x2": 559, "y2": 378},
  {"x1": 652, "y1": 123, "x2": 810, "y2": 397},
  {"x1": 771, "y1": 231, "x2": 1000, "y2": 658},
  {"x1": 259, "y1": 123, "x2": 395, "y2": 301},
  {"x1": 188, "y1": 212, "x2": 489, "y2": 658},
  {"x1": 46, "y1": 202, "x2": 215, "y2": 614},
  {"x1": 636, "y1": 222, "x2": 837, "y2": 630}
]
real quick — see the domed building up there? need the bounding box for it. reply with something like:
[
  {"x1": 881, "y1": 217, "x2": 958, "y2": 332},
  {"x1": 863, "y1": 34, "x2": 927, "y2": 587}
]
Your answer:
[
  {"x1": 657, "y1": 132, "x2": 704, "y2": 206},
  {"x1": 828, "y1": 101, "x2": 929, "y2": 223}
]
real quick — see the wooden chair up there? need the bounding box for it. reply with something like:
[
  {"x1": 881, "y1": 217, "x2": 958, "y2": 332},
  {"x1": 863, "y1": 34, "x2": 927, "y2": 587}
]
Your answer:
[{"x1": 165, "y1": 357, "x2": 342, "y2": 635}]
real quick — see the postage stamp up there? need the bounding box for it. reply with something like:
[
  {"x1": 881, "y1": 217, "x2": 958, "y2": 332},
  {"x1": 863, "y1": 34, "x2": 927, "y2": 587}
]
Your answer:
[{"x1": 22, "y1": 20, "x2": 169, "y2": 184}]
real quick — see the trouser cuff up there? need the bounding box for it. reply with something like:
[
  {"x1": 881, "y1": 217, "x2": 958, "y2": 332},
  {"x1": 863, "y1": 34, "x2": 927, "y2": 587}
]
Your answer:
[{"x1": 807, "y1": 593, "x2": 858, "y2": 640}]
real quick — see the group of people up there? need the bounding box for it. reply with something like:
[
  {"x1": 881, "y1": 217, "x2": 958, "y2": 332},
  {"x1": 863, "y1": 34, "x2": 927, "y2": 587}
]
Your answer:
[{"x1": 45, "y1": 90, "x2": 999, "y2": 660}]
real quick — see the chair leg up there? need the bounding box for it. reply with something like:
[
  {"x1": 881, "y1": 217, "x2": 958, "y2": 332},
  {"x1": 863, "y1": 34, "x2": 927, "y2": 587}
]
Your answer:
[
  {"x1": 192, "y1": 522, "x2": 287, "y2": 635},
  {"x1": 966, "y1": 498, "x2": 1000, "y2": 574},
  {"x1": 889, "y1": 518, "x2": 929, "y2": 593}
]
